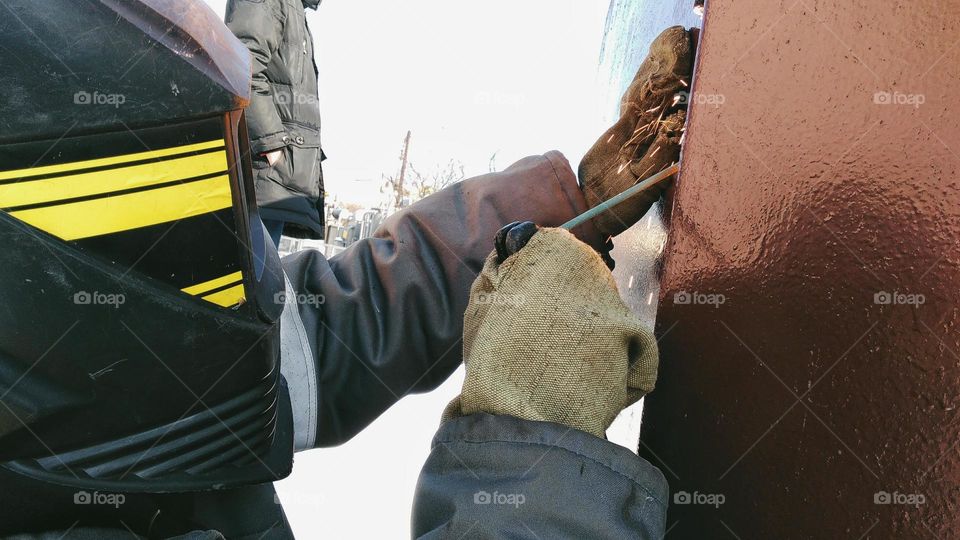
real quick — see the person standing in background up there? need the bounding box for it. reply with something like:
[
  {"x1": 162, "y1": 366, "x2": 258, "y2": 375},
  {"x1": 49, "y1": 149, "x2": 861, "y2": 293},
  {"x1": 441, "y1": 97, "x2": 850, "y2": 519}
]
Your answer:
[{"x1": 225, "y1": 0, "x2": 326, "y2": 247}]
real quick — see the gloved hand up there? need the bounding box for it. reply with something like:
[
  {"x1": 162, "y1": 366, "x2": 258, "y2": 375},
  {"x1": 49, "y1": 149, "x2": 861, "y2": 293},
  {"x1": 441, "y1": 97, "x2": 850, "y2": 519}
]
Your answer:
[
  {"x1": 578, "y1": 25, "x2": 693, "y2": 238},
  {"x1": 444, "y1": 227, "x2": 659, "y2": 439}
]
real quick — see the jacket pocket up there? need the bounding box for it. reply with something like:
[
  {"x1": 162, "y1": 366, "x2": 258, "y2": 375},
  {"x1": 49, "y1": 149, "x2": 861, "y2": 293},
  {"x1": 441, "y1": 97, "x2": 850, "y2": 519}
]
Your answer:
[{"x1": 283, "y1": 127, "x2": 322, "y2": 200}]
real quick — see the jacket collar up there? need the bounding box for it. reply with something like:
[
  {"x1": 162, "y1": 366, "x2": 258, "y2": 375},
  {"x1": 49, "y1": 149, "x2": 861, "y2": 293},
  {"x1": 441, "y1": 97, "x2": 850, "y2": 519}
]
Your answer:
[{"x1": 302, "y1": 0, "x2": 321, "y2": 9}]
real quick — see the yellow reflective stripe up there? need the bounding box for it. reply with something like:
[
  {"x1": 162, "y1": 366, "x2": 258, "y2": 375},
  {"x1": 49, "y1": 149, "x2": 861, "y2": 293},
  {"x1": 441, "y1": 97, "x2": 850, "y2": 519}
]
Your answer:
[
  {"x1": 0, "y1": 151, "x2": 228, "y2": 208},
  {"x1": 0, "y1": 140, "x2": 226, "y2": 181},
  {"x1": 181, "y1": 271, "x2": 244, "y2": 296},
  {"x1": 182, "y1": 271, "x2": 246, "y2": 308},
  {"x1": 9, "y1": 176, "x2": 232, "y2": 241},
  {"x1": 201, "y1": 284, "x2": 245, "y2": 307}
]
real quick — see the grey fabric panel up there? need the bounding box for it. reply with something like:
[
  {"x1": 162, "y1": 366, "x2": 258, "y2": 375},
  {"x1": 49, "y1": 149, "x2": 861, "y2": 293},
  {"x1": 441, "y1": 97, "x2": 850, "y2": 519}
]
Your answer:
[
  {"x1": 413, "y1": 413, "x2": 669, "y2": 539},
  {"x1": 280, "y1": 274, "x2": 318, "y2": 451}
]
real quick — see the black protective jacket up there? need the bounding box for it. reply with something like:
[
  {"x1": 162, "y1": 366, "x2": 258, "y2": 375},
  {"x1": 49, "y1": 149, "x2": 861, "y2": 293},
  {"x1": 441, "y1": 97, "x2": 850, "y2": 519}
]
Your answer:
[{"x1": 225, "y1": 0, "x2": 325, "y2": 238}]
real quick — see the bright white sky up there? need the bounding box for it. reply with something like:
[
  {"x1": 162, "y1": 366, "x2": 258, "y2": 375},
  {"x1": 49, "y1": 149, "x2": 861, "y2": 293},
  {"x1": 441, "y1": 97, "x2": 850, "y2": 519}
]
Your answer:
[
  {"x1": 202, "y1": 1, "x2": 613, "y2": 537},
  {"x1": 205, "y1": 0, "x2": 611, "y2": 208}
]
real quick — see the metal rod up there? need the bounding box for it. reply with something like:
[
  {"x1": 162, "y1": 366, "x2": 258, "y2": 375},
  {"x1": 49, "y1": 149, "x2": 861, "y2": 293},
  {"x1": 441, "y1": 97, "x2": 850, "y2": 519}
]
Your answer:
[{"x1": 561, "y1": 162, "x2": 680, "y2": 230}]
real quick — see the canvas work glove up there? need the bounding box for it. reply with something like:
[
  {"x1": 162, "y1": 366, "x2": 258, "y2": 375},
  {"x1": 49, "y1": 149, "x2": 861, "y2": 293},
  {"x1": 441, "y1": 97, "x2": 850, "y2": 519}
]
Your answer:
[{"x1": 444, "y1": 227, "x2": 659, "y2": 439}]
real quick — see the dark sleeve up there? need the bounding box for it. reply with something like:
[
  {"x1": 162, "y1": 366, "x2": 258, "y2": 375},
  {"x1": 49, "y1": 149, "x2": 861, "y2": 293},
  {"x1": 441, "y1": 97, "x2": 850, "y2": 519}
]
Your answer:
[
  {"x1": 224, "y1": 0, "x2": 288, "y2": 154},
  {"x1": 281, "y1": 152, "x2": 606, "y2": 446},
  {"x1": 412, "y1": 414, "x2": 669, "y2": 539}
]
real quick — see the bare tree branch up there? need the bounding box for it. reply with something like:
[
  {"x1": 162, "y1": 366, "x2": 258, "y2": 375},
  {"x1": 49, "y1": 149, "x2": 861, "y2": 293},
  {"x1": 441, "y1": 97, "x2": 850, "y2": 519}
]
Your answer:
[{"x1": 409, "y1": 159, "x2": 466, "y2": 201}]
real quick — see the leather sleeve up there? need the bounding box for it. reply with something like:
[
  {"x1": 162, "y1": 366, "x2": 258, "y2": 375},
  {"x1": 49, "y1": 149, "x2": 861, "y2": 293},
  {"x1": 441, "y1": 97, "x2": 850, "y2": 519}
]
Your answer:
[
  {"x1": 282, "y1": 152, "x2": 605, "y2": 446},
  {"x1": 224, "y1": 0, "x2": 288, "y2": 154}
]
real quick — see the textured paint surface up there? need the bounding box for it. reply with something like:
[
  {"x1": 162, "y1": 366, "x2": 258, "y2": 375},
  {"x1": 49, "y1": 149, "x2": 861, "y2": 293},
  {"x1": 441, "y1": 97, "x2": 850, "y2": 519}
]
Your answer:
[{"x1": 638, "y1": 1, "x2": 960, "y2": 538}]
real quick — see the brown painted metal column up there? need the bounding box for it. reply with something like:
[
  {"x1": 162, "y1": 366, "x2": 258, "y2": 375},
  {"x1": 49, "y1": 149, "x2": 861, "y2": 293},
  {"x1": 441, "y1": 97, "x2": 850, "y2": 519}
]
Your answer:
[{"x1": 639, "y1": 0, "x2": 960, "y2": 538}]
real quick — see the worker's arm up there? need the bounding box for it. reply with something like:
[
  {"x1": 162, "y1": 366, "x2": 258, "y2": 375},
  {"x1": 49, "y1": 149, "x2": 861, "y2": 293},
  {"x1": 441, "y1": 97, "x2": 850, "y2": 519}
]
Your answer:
[
  {"x1": 412, "y1": 228, "x2": 667, "y2": 538},
  {"x1": 413, "y1": 414, "x2": 668, "y2": 539},
  {"x1": 224, "y1": 0, "x2": 289, "y2": 155},
  {"x1": 280, "y1": 152, "x2": 606, "y2": 447}
]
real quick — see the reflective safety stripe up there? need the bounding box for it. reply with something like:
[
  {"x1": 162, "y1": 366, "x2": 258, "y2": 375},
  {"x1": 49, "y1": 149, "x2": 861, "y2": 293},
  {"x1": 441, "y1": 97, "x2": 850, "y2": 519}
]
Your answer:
[
  {"x1": 0, "y1": 151, "x2": 228, "y2": 208},
  {"x1": 181, "y1": 271, "x2": 245, "y2": 308},
  {"x1": 0, "y1": 140, "x2": 226, "y2": 181},
  {"x1": 201, "y1": 284, "x2": 246, "y2": 308},
  {"x1": 182, "y1": 271, "x2": 244, "y2": 296},
  {"x1": 9, "y1": 175, "x2": 233, "y2": 241},
  {"x1": 0, "y1": 138, "x2": 244, "y2": 308}
]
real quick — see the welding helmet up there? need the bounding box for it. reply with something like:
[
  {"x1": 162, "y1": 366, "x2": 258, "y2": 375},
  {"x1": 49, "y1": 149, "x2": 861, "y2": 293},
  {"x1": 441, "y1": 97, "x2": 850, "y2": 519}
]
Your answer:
[{"x1": 0, "y1": 0, "x2": 292, "y2": 494}]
